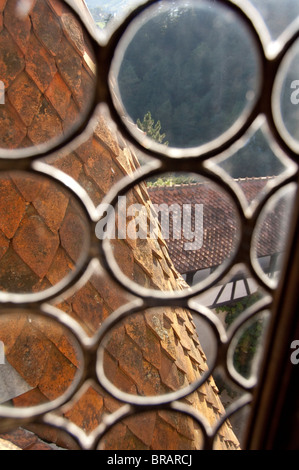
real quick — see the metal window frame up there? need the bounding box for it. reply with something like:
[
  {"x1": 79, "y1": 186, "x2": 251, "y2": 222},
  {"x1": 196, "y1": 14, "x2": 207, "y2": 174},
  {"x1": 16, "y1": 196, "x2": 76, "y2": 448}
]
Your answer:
[{"x1": 245, "y1": 187, "x2": 299, "y2": 450}]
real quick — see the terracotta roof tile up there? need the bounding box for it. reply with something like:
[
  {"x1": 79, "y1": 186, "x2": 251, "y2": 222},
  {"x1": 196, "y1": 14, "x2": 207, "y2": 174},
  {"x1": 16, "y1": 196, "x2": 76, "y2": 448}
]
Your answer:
[
  {"x1": 71, "y1": 281, "x2": 107, "y2": 332},
  {"x1": 0, "y1": 230, "x2": 9, "y2": 261},
  {"x1": 56, "y1": 37, "x2": 83, "y2": 96},
  {"x1": 0, "y1": 101, "x2": 27, "y2": 148},
  {"x1": 12, "y1": 214, "x2": 60, "y2": 278},
  {"x1": 0, "y1": 178, "x2": 26, "y2": 238},
  {"x1": 159, "y1": 352, "x2": 184, "y2": 391},
  {"x1": 59, "y1": 202, "x2": 87, "y2": 262},
  {"x1": 32, "y1": 180, "x2": 69, "y2": 232},
  {"x1": 26, "y1": 33, "x2": 57, "y2": 92},
  {"x1": 65, "y1": 386, "x2": 105, "y2": 433},
  {"x1": 104, "y1": 350, "x2": 138, "y2": 395},
  {"x1": 7, "y1": 72, "x2": 42, "y2": 126},
  {"x1": 0, "y1": 27, "x2": 25, "y2": 88},
  {"x1": 0, "y1": 427, "x2": 63, "y2": 450},
  {"x1": 31, "y1": 0, "x2": 63, "y2": 56},
  {"x1": 28, "y1": 97, "x2": 63, "y2": 144},
  {"x1": 0, "y1": 0, "x2": 7, "y2": 13},
  {"x1": 151, "y1": 415, "x2": 197, "y2": 450},
  {"x1": 125, "y1": 412, "x2": 157, "y2": 448},
  {"x1": 0, "y1": 247, "x2": 39, "y2": 292},
  {"x1": 148, "y1": 178, "x2": 282, "y2": 274},
  {"x1": 3, "y1": 0, "x2": 31, "y2": 55},
  {"x1": 45, "y1": 72, "x2": 72, "y2": 120},
  {"x1": 125, "y1": 314, "x2": 162, "y2": 370}
]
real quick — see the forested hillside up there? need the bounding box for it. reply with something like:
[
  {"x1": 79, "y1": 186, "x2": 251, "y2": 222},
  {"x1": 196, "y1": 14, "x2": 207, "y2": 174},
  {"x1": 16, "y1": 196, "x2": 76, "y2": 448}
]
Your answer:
[
  {"x1": 116, "y1": 5, "x2": 293, "y2": 177},
  {"x1": 85, "y1": 0, "x2": 298, "y2": 178},
  {"x1": 118, "y1": 7, "x2": 260, "y2": 150}
]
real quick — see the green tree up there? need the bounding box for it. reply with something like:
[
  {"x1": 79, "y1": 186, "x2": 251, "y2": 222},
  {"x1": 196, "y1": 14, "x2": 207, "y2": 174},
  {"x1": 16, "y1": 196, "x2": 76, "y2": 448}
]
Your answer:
[
  {"x1": 89, "y1": 7, "x2": 112, "y2": 29},
  {"x1": 118, "y1": 7, "x2": 259, "y2": 149},
  {"x1": 137, "y1": 111, "x2": 168, "y2": 145},
  {"x1": 216, "y1": 293, "x2": 265, "y2": 379}
]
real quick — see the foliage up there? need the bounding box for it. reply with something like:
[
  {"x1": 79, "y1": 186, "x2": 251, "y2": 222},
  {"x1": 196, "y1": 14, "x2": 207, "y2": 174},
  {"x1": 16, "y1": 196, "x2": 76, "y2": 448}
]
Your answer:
[
  {"x1": 118, "y1": 7, "x2": 286, "y2": 177},
  {"x1": 118, "y1": 8, "x2": 256, "y2": 147},
  {"x1": 216, "y1": 293, "x2": 265, "y2": 379},
  {"x1": 146, "y1": 173, "x2": 199, "y2": 187},
  {"x1": 217, "y1": 292, "x2": 262, "y2": 327},
  {"x1": 89, "y1": 7, "x2": 113, "y2": 28},
  {"x1": 137, "y1": 111, "x2": 168, "y2": 145}
]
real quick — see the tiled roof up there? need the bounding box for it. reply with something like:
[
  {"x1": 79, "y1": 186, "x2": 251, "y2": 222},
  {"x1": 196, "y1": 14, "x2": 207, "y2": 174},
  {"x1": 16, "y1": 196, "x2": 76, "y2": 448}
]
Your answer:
[
  {"x1": 148, "y1": 177, "x2": 284, "y2": 274},
  {"x1": 0, "y1": 428, "x2": 64, "y2": 450},
  {"x1": 0, "y1": 0, "x2": 239, "y2": 450}
]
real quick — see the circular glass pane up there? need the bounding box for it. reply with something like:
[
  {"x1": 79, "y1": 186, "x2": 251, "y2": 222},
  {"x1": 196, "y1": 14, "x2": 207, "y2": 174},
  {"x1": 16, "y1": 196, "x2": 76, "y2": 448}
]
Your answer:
[
  {"x1": 0, "y1": 0, "x2": 96, "y2": 157},
  {"x1": 211, "y1": 123, "x2": 297, "y2": 207},
  {"x1": 213, "y1": 403, "x2": 250, "y2": 450},
  {"x1": 0, "y1": 311, "x2": 83, "y2": 412},
  {"x1": 110, "y1": 0, "x2": 261, "y2": 151},
  {"x1": 194, "y1": 266, "x2": 267, "y2": 327},
  {"x1": 97, "y1": 307, "x2": 217, "y2": 401},
  {"x1": 0, "y1": 171, "x2": 90, "y2": 297},
  {"x1": 273, "y1": 39, "x2": 299, "y2": 154},
  {"x1": 227, "y1": 311, "x2": 270, "y2": 387},
  {"x1": 86, "y1": 0, "x2": 145, "y2": 34},
  {"x1": 98, "y1": 409, "x2": 205, "y2": 450},
  {"x1": 251, "y1": 183, "x2": 297, "y2": 288},
  {"x1": 249, "y1": 0, "x2": 299, "y2": 40},
  {"x1": 99, "y1": 172, "x2": 240, "y2": 296}
]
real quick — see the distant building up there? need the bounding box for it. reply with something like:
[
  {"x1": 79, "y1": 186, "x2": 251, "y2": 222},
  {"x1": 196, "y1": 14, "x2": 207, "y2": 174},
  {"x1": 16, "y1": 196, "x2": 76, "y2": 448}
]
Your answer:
[{"x1": 148, "y1": 176, "x2": 286, "y2": 307}]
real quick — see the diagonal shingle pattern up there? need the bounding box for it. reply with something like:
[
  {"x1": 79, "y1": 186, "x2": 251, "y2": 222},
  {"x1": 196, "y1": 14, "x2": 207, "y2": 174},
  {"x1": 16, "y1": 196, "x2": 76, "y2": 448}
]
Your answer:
[
  {"x1": 0, "y1": 0, "x2": 240, "y2": 450},
  {"x1": 148, "y1": 177, "x2": 285, "y2": 275}
]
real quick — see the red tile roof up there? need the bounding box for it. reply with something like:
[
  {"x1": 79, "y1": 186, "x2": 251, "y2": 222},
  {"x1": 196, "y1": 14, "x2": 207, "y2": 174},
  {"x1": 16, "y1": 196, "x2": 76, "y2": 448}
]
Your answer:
[{"x1": 148, "y1": 177, "x2": 285, "y2": 274}]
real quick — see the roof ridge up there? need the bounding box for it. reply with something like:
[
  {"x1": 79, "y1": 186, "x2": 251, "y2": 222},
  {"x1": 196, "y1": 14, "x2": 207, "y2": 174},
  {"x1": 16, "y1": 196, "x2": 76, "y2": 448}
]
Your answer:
[{"x1": 147, "y1": 175, "x2": 277, "y2": 190}]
